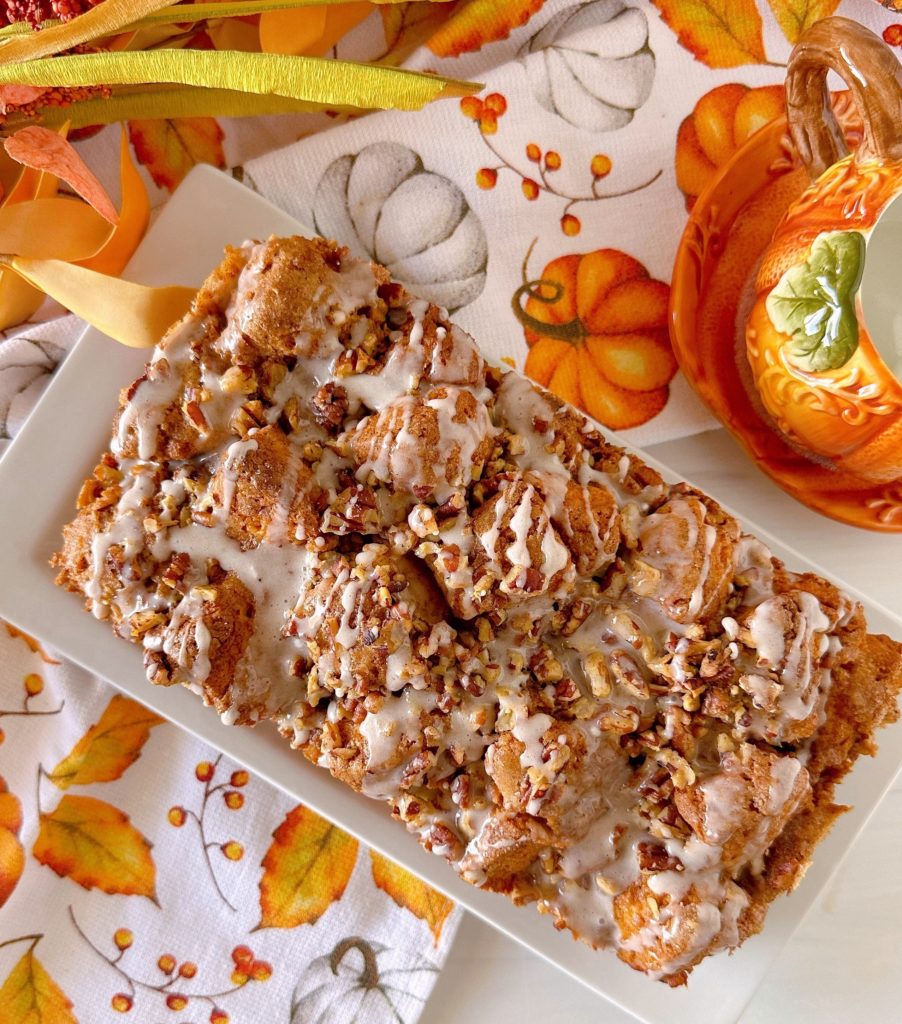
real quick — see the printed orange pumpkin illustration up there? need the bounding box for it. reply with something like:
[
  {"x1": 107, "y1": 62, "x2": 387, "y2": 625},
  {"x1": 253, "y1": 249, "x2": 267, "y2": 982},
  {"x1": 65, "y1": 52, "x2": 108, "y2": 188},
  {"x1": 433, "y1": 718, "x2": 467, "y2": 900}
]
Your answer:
[
  {"x1": 676, "y1": 83, "x2": 785, "y2": 209},
  {"x1": 515, "y1": 247, "x2": 676, "y2": 430}
]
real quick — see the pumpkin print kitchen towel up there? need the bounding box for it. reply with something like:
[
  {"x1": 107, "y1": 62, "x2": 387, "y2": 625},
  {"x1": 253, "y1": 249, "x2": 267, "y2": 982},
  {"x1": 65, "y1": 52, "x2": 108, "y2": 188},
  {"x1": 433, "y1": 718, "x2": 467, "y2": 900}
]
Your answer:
[
  {"x1": 0, "y1": 626, "x2": 460, "y2": 1023},
  {"x1": 242, "y1": 0, "x2": 898, "y2": 447}
]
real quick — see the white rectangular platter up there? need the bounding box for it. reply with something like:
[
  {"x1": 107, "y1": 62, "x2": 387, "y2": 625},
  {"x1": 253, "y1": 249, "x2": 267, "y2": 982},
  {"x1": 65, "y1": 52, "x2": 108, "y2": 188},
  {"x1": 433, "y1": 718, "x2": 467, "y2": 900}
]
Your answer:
[{"x1": 0, "y1": 164, "x2": 900, "y2": 1024}]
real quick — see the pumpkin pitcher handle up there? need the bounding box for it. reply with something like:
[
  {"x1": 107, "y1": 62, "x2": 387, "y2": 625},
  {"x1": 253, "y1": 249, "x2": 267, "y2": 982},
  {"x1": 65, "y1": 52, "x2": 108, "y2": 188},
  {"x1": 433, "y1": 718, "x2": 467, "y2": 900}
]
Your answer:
[{"x1": 786, "y1": 16, "x2": 902, "y2": 179}]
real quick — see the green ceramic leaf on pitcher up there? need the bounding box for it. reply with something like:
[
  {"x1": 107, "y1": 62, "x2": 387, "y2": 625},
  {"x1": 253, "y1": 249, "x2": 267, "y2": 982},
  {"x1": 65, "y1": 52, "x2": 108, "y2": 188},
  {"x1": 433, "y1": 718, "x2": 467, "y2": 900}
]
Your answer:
[{"x1": 766, "y1": 229, "x2": 865, "y2": 372}]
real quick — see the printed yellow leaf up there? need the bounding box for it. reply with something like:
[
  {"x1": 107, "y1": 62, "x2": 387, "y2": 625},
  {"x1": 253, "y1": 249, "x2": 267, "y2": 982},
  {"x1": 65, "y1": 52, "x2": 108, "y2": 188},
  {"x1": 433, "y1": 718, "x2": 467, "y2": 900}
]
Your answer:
[
  {"x1": 370, "y1": 850, "x2": 453, "y2": 942},
  {"x1": 4, "y1": 623, "x2": 60, "y2": 664},
  {"x1": 767, "y1": 0, "x2": 840, "y2": 44},
  {"x1": 48, "y1": 693, "x2": 163, "y2": 790},
  {"x1": 0, "y1": 949, "x2": 76, "y2": 1024},
  {"x1": 258, "y1": 805, "x2": 358, "y2": 928},
  {"x1": 0, "y1": 775, "x2": 23, "y2": 910},
  {"x1": 428, "y1": 0, "x2": 544, "y2": 57},
  {"x1": 651, "y1": 0, "x2": 767, "y2": 67},
  {"x1": 33, "y1": 794, "x2": 157, "y2": 899},
  {"x1": 127, "y1": 115, "x2": 225, "y2": 192}
]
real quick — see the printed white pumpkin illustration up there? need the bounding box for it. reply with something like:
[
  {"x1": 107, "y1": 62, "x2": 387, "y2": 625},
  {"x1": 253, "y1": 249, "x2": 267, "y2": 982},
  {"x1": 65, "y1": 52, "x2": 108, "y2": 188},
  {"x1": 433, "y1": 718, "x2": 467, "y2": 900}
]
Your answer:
[
  {"x1": 290, "y1": 936, "x2": 438, "y2": 1023},
  {"x1": 313, "y1": 142, "x2": 488, "y2": 312},
  {"x1": 520, "y1": 0, "x2": 655, "y2": 132},
  {"x1": 0, "y1": 334, "x2": 65, "y2": 455}
]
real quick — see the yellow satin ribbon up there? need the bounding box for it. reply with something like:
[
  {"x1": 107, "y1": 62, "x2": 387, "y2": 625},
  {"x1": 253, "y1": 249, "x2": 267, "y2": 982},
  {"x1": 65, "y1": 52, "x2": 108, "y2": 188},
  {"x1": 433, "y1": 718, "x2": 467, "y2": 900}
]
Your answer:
[{"x1": 7, "y1": 257, "x2": 194, "y2": 348}]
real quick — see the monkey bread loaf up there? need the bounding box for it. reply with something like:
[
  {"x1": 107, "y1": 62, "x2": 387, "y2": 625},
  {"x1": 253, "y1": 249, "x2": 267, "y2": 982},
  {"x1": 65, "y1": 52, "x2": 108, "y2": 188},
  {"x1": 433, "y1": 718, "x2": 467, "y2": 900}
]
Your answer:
[{"x1": 54, "y1": 236, "x2": 902, "y2": 984}]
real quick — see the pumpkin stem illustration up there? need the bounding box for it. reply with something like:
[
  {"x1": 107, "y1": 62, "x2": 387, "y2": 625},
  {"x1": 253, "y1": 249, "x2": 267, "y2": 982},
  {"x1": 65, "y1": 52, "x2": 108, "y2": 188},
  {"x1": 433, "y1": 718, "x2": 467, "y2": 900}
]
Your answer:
[
  {"x1": 329, "y1": 936, "x2": 380, "y2": 989},
  {"x1": 511, "y1": 237, "x2": 584, "y2": 342}
]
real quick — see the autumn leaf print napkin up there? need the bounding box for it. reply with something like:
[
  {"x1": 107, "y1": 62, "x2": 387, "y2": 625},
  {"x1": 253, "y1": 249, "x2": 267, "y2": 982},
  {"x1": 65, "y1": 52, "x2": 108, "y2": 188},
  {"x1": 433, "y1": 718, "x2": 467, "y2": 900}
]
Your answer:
[{"x1": 0, "y1": 627, "x2": 459, "y2": 1022}]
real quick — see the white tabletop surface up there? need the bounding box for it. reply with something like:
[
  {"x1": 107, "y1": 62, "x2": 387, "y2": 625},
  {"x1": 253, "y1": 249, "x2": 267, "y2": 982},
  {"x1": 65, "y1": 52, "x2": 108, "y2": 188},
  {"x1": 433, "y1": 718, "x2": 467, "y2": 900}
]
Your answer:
[{"x1": 423, "y1": 426, "x2": 902, "y2": 1024}]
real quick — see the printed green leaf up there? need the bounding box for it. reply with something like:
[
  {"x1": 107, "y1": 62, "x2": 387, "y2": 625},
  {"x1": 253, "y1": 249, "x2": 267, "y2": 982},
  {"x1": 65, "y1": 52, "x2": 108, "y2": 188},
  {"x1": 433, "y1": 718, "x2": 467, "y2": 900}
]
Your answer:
[{"x1": 766, "y1": 230, "x2": 865, "y2": 372}]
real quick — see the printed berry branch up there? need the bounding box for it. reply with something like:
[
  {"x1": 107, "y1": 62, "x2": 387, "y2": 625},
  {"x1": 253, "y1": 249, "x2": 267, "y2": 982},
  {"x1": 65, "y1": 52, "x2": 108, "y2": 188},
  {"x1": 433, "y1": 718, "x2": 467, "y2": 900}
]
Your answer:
[
  {"x1": 0, "y1": 672, "x2": 64, "y2": 743},
  {"x1": 0, "y1": 933, "x2": 42, "y2": 955},
  {"x1": 461, "y1": 92, "x2": 663, "y2": 236},
  {"x1": 69, "y1": 906, "x2": 272, "y2": 1021},
  {"x1": 167, "y1": 755, "x2": 248, "y2": 912}
]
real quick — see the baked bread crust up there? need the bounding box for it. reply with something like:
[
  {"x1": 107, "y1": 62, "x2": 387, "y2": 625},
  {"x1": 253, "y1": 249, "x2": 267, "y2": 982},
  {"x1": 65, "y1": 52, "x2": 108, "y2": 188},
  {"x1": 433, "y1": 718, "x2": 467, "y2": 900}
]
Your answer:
[{"x1": 54, "y1": 236, "x2": 902, "y2": 984}]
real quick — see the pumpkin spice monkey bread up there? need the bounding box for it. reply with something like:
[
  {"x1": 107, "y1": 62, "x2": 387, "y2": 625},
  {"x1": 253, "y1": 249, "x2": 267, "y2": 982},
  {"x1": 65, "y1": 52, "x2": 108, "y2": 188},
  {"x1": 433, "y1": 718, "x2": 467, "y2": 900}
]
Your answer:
[{"x1": 54, "y1": 236, "x2": 902, "y2": 984}]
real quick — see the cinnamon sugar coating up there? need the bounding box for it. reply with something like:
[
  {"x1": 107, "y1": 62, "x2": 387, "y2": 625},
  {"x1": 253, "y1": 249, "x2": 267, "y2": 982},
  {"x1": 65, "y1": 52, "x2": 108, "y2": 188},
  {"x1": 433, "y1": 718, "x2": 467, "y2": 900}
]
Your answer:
[{"x1": 53, "y1": 236, "x2": 902, "y2": 985}]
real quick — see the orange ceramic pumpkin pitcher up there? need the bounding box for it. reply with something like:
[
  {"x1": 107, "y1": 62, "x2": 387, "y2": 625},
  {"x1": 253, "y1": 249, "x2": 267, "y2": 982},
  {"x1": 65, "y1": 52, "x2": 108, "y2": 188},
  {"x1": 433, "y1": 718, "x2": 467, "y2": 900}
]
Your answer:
[{"x1": 745, "y1": 17, "x2": 902, "y2": 483}]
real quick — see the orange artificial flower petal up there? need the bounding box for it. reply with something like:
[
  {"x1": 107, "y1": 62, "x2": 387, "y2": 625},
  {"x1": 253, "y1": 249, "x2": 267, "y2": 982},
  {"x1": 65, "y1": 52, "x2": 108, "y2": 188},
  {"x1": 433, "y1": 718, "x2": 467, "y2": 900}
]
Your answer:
[
  {"x1": 260, "y1": 2, "x2": 371, "y2": 57},
  {"x1": 0, "y1": 197, "x2": 112, "y2": 260},
  {"x1": 4, "y1": 126, "x2": 118, "y2": 224},
  {"x1": 370, "y1": 850, "x2": 454, "y2": 944},
  {"x1": 79, "y1": 125, "x2": 150, "y2": 275}
]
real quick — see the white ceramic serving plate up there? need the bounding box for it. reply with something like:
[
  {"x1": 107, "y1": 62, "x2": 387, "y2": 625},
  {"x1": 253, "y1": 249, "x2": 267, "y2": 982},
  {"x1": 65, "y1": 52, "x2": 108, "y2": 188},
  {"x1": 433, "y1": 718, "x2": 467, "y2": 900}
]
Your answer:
[{"x1": 0, "y1": 165, "x2": 899, "y2": 1024}]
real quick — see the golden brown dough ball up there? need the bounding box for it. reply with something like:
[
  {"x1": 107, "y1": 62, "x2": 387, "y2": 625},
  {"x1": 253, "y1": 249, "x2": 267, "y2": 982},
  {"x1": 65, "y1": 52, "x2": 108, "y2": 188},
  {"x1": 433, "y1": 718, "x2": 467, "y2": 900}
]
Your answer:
[
  {"x1": 348, "y1": 386, "x2": 495, "y2": 499},
  {"x1": 630, "y1": 486, "x2": 739, "y2": 624}
]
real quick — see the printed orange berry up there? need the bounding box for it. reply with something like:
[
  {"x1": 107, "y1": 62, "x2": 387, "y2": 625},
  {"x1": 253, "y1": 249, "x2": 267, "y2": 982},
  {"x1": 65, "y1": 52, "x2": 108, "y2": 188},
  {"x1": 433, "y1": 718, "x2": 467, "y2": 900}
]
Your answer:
[
  {"x1": 459, "y1": 96, "x2": 483, "y2": 120},
  {"x1": 525, "y1": 142, "x2": 541, "y2": 162},
  {"x1": 229, "y1": 771, "x2": 249, "y2": 788},
  {"x1": 210, "y1": 1011, "x2": 229, "y2": 1024},
  {"x1": 0, "y1": 729, "x2": 4, "y2": 745},
  {"x1": 475, "y1": 168, "x2": 498, "y2": 190},
  {"x1": 231, "y1": 945, "x2": 253, "y2": 965},
  {"x1": 158, "y1": 954, "x2": 176, "y2": 975},
  {"x1": 591, "y1": 153, "x2": 613, "y2": 178},
  {"x1": 224, "y1": 791, "x2": 244, "y2": 810},
  {"x1": 195, "y1": 761, "x2": 214, "y2": 782},
  {"x1": 167, "y1": 806, "x2": 186, "y2": 827},
  {"x1": 165, "y1": 994, "x2": 187, "y2": 1011},
  {"x1": 24, "y1": 673, "x2": 43, "y2": 696},
  {"x1": 249, "y1": 960, "x2": 272, "y2": 982},
  {"x1": 479, "y1": 110, "x2": 498, "y2": 135},
  {"x1": 178, "y1": 961, "x2": 197, "y2": 979},
  {"x1": 884, "y1": 24, "x2": 902, "y2": 46},
  {"x1": 522, "y1": 178, "x2": 540, "y2": 200},
  {"x1": 230, "y1": 968, "x2": 249, "y2": 987},
  {"x1": 561, "y1": 213, "x2": 581, "y2": 236},
  {"x1": 113, "y1": 928, "x2": 133, "y2": 951},
  {"x1": 484, "y1": 92, "x2": 507, "y2": 115},
  {"x1": 544, "y1": 150, "x2": 561, "y2": 171},
  {"x1": 111, "y1": 993, "x2": 132, "y2": 1013},
  {"x1": 221, "y1": 841, "x2": 244, "y2": 861}
]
